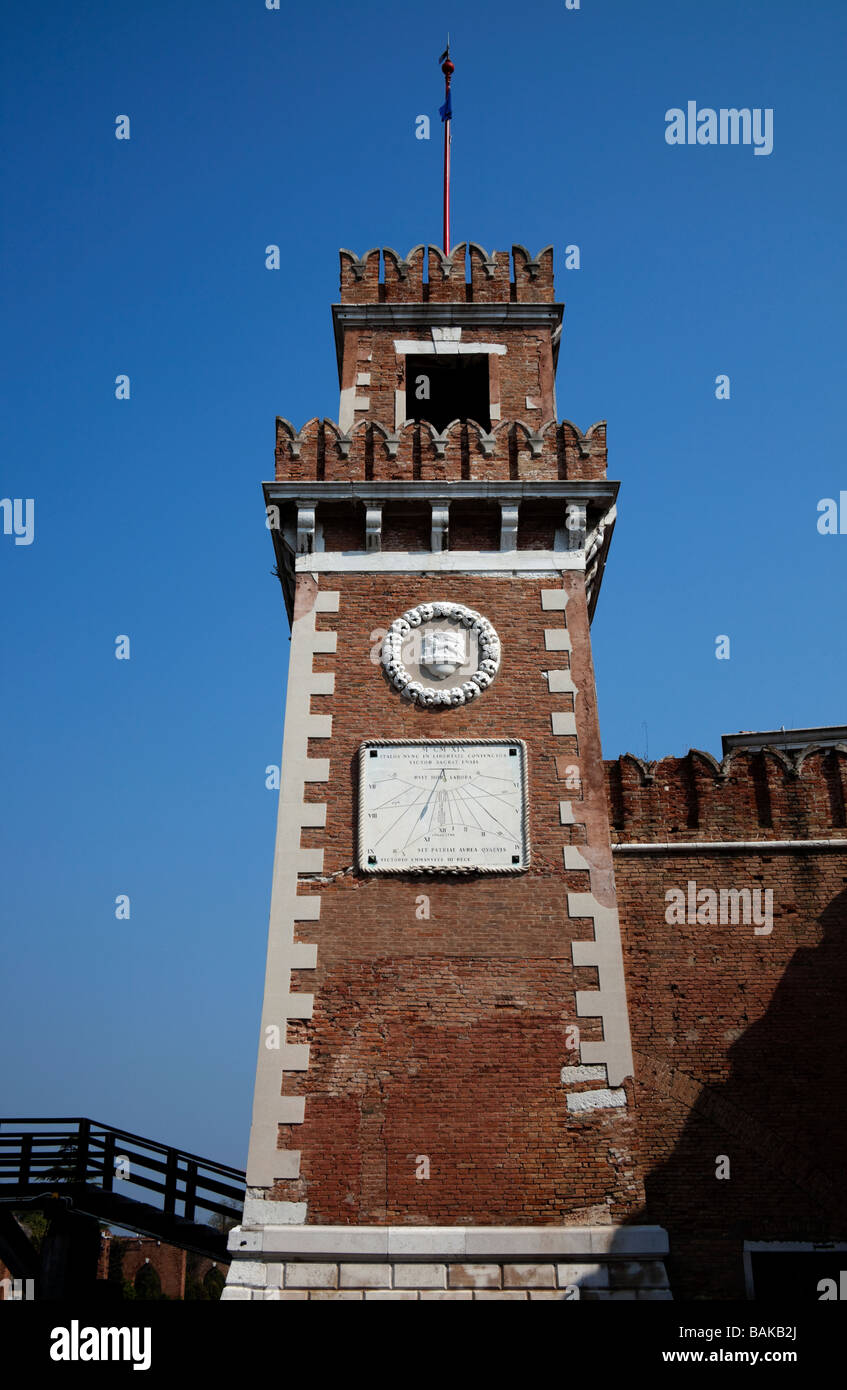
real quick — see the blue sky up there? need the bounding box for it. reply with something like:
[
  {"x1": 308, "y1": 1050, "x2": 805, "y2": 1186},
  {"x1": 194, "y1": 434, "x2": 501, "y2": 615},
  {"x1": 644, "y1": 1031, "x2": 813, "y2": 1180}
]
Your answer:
[{"x1": 2, "y1": 0, "x2": 845, "y2": 1167}]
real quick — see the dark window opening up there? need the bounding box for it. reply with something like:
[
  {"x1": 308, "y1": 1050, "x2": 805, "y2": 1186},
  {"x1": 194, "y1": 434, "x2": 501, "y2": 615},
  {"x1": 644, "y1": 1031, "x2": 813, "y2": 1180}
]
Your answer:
[
  {"x1": 405, "y1": 354, "x2": 490, "y2": 432},
  {"x1": 747, "y1": 1249, "x2": 847, "y2": 1302}
]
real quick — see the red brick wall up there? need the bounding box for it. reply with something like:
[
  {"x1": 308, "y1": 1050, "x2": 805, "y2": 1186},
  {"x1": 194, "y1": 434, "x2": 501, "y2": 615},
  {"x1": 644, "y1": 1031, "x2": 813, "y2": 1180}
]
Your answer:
[
  {"x1": 607, "y1": 751, "x2": 847, "y2": 1297},
  {"x1": 99, "y1": 1234, "x2": 230, "y2": 1299},
  {"x1": 275, "y1": 572, "x2": 643, "y2": 1226},
  {"x1": 312, "y1": 499, "x2": 562, "y2": 554}
]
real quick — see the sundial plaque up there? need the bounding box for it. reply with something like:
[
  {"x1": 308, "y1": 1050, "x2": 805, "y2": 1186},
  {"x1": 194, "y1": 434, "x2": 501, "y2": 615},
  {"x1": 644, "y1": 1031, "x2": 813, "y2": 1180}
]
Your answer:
[{"x1": 358, "y1": 739, "x2": 529, "y2": 874}]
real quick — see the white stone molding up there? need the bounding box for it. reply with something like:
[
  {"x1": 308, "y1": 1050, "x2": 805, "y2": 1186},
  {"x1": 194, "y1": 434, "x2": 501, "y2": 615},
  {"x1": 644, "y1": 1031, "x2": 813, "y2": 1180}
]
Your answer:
[
  {"x1": 613, "y1": 838, "x2": 847, "y2": 853},
  {"x1": 540, "y1": 589, "x2": 569, "y2": 612},
  {"x1": 380, "y1": 602, "x2": 501, "y2": 707},
  {"x1": 525, "y1": 428, "x2": 545, "y2": 458},
  {"x1": 222, "y1": 1223, "x2": 672, "y2": 1301},
  {"x1": 430, "y1": 501, "x2": 449, "y2": 550},
  {"x1": 296, "y1": 504, "x2": 316, "y2": 555},
  {"x1": 563, "y1": 845, "x2": 591, "y2": 871},
  {"x1": 560, "y1": 1064, "x2": 607, "y2": 1084},
  {"x1": 338, "y1": 387, "x2": 355, "y2": 432},
  {"x1": 500, "y1": 503, "x2": 519, "y2": 551},
  {"x1": 566, "y1": 1088, "x2": 627, "y2": 1114},
  {"x1": 546, "y1": 669, "x2": 577, "y2": 693},
  {"x1": 295, "y1": 551, "x2": 587, "y2": 574},
  {"x1": 365, "y1": 504, "x2": 382, "y2": 553},
  {"x1": 393, "y1": 339, "x2": 507, "y2": 356},
  {"x1": 566, "y1": 502, "x2": 587, "y2": 552},
  {"x1": 552, "y1": 712, "x2": 577, "y2": 736},
  {"x1": 242, "y1": 586, "x2": 338, "y2": 1197},
  {"x1": 560, "y1": 1059, "x2": 625, "y2": 1113},
  {"x1": 540, "y1": 586, "x2": 635, "y2": 1103},
  {"x1": 569, "y1": 894, "x2": 635, "y2": 1087},
  {"x1": 233, "y1": 1223, "x2": 669, "y2": 1260}
]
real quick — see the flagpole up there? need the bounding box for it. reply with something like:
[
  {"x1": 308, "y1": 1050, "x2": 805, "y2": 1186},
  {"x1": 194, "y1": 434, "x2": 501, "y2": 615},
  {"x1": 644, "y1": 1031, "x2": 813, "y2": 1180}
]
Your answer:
[{"x1": 440, "y1": 47, "x2": 454, "y2": 254}]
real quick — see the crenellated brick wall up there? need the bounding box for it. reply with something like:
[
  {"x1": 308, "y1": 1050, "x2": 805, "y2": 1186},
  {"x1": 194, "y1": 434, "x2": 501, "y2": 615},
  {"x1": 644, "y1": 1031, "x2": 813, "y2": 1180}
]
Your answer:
[
  {"x1": 338, "y1": 244, "x2": 555, "y2": 305},
  {"x1": 274, "y1": 417, "x2": 607, "y2": 484},
  {"x1": 332, "y1": 245, "x2": 570, "y2": 438},
  {"x1": 606, "y1": 747, "x2": 847, "y2": 842},
  {"x1": 606, "y1": 747, "x2": 847, "y2": 1298}
]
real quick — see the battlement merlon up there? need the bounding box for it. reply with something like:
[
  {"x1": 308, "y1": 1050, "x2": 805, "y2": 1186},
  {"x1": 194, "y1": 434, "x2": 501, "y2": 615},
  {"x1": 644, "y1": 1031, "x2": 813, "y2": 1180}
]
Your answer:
[
  {"x1": 338, "y1": 244, "x2": 556, "y2": 304},
  {"x1": 274, "y1": 416, "x2": 607, "y2": 483},
  {"x1": 605, "y1": 747, "x2": 847, "y2": 843}
]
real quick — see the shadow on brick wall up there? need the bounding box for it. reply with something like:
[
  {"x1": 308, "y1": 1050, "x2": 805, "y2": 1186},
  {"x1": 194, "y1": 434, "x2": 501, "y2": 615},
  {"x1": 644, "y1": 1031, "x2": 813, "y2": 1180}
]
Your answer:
[{"x1": 621, "y1": 884, "x2": 847, "y2": 1299}]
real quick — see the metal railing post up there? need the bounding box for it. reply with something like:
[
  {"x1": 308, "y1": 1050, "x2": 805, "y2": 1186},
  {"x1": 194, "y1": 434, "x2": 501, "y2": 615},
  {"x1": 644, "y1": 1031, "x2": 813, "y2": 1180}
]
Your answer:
[
  {"x1": 184, "y1": 1161, "x2": 197, "y2": 1221},
  {"x1": 164, "y1": 1148, "x2": 178, "y2": 1216},
  {"x1": 102, "y1": 1130, "x2": 115, "y2": 1192},
  {"x1": 19, "y1": 1134, "x2": 32, "y2": 1186},
  {"x1": 75, "y1": 1118, "x2": 90, "y2": 1184}
]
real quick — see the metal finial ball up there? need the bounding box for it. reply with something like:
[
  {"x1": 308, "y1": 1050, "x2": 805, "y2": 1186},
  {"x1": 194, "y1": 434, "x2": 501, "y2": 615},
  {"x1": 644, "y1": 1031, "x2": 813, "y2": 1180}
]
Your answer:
[{"x1": 441, "y1": 57, "x2": 455, "y2": 77}]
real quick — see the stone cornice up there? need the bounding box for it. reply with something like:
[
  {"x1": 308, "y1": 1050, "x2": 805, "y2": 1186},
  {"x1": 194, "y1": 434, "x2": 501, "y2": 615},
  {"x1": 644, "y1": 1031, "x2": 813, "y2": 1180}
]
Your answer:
[
  {"x1": 264, "y1": 479, "x2": 619, "y2": 505},
  {"x1": 230, "y1": 1221, "x2": 669, "y2": 1259},
  {"x1": 265, "y1": 480, "x2": 617, "y2": 626},
  {"x1": 332, "y1": 301, "x2": 564, "y2": 378}
]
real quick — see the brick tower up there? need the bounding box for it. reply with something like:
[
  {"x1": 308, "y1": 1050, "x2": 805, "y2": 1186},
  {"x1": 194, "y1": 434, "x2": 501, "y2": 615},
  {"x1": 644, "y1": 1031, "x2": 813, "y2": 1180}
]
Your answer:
[{"x1": 223, "y1": 243, "x2": 670, "y2": 1301}]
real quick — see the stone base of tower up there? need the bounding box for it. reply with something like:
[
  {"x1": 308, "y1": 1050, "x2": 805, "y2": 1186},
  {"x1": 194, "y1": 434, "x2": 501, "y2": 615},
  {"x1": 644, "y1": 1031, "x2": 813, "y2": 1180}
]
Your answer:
[{"x1": 222, "y1": 1222, "x2": 671, "y2": 1300}]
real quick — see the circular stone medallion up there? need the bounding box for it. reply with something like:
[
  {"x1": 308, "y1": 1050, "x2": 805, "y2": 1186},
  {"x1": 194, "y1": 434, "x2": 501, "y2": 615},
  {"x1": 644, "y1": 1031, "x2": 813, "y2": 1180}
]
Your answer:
[{"x1": 380, "y1": 601, "x2": 502, "y2": 707}]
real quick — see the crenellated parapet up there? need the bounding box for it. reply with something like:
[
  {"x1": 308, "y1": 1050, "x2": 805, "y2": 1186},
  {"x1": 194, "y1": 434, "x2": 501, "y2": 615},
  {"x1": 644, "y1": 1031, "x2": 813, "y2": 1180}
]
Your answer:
[
  {"x1": 274, "y1": 416, "x2": 607, "y2": 483},
  {"x1": 605, "y1": 746, "x2": 847, "y2": 842},
  {"x1": 265, "y1": 240, "x2": 616, "y2": 624},
  {"x1": 339, "y1": 244, "x2": 555, "y2": 304}
]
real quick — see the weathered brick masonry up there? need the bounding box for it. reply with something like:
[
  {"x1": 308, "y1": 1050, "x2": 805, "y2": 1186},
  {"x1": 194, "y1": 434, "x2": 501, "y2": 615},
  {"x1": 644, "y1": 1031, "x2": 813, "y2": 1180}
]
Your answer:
[
  {"x1": 608, "y1": 749, "x2": 847, "y2": 1298},
  {"x1": 280, "y1": 571, "x2": 640, "y2": 1226}
]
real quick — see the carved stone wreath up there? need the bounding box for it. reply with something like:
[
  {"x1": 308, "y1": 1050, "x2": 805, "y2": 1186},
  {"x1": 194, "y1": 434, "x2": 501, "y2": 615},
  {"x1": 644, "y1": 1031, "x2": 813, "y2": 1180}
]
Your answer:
[{"x1": 380, "y1": 601, "x2": 502, "y2": 707}]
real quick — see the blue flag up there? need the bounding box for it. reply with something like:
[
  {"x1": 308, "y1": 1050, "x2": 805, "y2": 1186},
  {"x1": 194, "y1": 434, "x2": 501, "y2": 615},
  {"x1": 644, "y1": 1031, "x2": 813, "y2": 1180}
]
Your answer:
[{"x1": 439, "y1": 91, "x2": 452, "y2": 122}]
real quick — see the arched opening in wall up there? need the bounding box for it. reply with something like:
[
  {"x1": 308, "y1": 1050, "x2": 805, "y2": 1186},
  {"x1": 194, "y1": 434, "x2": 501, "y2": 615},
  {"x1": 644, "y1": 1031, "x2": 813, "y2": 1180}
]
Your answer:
[
  {"x1": 203, "y1": 1266, "x2": 225, "y2": 1299},
  {"x1": 405, "y1": 354, "x2": 490, "y2": 431},
  {"x1": 134, "y1": 1261, "x2": 163, "y2": 1300}
]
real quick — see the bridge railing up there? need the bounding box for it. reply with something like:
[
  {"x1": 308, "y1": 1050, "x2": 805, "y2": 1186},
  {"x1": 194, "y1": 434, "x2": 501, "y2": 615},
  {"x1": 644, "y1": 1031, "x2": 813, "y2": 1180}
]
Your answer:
[{"x1": 0, "y1": 1118, "x2": 245, "y2": 1225}]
